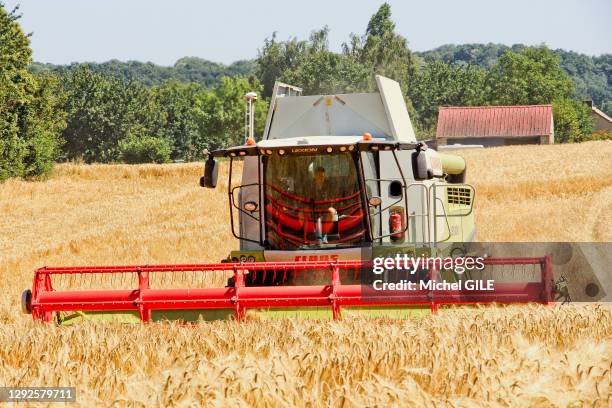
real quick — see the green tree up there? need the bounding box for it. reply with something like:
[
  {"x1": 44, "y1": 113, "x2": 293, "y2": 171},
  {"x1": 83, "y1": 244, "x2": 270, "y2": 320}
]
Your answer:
[
  {"x1": 487, "y1": 47, "x2": 574, "y2": 105},
  {"x1": 0, "y1": 3, "x2": 65, "y2": 180},
  {"x1": 552, "y1": 98, "x2": 593, "y2": 143},
  {"x1": 61, "y1": 67, "x2": 110, "y2": 161},
  {"x1": 62, "y1": 67, "x2": 162, "y2": 162},
  {"x1": 365, "y1": 2, "x2": 395, "y2": 37},
  {"x1": 61, "y1": 68, "x2": 268, "y2": 162},
  {"x1": 256, "y1": 3, "x2": 416, "y2": 100},
  {"x1": 202, "y1": 76, "x2": 269, "y2": 149},
  {"x1": 417, "y1": 44, "x2": 610, "y2": 115},
  {"x1": 153, "y1": 81, "x2": 206, "y2": 160},
  {"x1": 345, "y1": 2, "x2": 418, "y2": 92},
  {"x1": 154, "y1": 76, "x2": 270, "y2": 158},
  {"x1": 408, "y1": 59, "x2": 488, "y2": 135},
  {"x1": 279, "y1": 27, "x2": 369, "y2": 95},
  {"x1": 256, "y1": 33, "x2": 307, "y2": 97},
  {"x1": 257, "y1": 29, "x2": 367, "y2": 97},
  {"x1": 487, "y1": 47, "x2": 593, "y2": 142},
  {"x1": 30, "y1": 57, "x2": 258, "y2": 89},
  {"x1": 255, "y1": 4, "x2": 420, "y2": 136}
]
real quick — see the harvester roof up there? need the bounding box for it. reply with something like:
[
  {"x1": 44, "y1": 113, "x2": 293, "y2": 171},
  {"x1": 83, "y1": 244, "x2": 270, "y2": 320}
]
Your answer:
[
  {"x1": 262, "y1": 75, "x2": 417, "y2": 143},
  {"x1": 210, "y1": 137, "x2": 421, "y2": 158}
]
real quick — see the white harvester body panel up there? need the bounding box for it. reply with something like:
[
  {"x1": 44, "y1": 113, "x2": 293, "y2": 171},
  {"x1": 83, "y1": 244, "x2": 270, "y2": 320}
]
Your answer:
[
  {"x1": 375, "y1": 75, "x2": 417, "y2": 142},
  {"x1": 263, "y1": 75, "x2": 416, "y2": 143},
  {"x1": 258, "y1": 135, "x2": 364, "y2": 148},
  {"x1": 238, "y1": 156, "x2": 261, "y2": 249}
]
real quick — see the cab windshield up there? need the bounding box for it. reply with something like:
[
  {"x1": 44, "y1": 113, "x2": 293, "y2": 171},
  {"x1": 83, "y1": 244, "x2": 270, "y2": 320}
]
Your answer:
[{"x1": 264, "y1": 152, "x2": 366, "y2": 250}]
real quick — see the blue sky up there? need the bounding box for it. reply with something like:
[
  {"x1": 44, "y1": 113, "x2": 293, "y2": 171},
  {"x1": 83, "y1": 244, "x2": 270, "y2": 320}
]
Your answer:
[{"x1": 5, "y1": 0, "x2": 611, "y2": 66}]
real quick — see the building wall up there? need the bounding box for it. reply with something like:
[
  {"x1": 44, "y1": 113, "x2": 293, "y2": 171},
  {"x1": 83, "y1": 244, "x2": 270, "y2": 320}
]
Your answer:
[
  {"x1": 591, "y1": 111, "x2": 612, "y2": 131},
  {"x1": 436, "y1": 136, "x2": 545, "y2": 148},
  {"x1": 549, "y1": 115, "x2": 555, "y2": 144},
  {"x1": 435, "y1": 111, "x2": 555, "y2": 147}
]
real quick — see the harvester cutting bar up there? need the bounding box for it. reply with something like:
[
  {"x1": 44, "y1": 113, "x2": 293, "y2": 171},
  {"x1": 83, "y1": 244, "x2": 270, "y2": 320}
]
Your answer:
[{"x1": 27, "y1": 257, "x2": 553, "y2": 322}]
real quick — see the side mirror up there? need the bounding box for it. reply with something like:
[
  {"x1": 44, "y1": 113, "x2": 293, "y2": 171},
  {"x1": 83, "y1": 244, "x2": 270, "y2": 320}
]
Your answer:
[
  {"x1": 200, "y1": 158, "x2": 219, "y2": 188},
  {"x1": 412, "y1": 150, "x2": 442, "y2": 180}
]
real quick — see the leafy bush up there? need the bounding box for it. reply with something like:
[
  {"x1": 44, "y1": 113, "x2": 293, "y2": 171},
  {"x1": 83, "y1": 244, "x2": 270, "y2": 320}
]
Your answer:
[
  {"x1": 552, "y1": 98, "x2": 593, "y2": 143},
  {"x1": 586, "y1": 129, "x2": 612, "y2": 141},
  {"x1": 61, "y1": 67, "x2": 163, "y2": 163},
  {"x1": 119, "y1": 136, "x2": 171, "y2": 164}
]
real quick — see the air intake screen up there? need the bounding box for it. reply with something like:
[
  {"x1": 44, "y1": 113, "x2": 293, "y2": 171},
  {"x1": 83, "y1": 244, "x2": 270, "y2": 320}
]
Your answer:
[{"x1": 447, "y1": 187, "x2": 472, "y2": 205}]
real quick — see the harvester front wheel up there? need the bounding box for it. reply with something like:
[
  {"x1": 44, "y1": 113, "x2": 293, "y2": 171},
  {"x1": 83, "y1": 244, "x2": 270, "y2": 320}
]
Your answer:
[{"x1": 21, "y1": 289, "x2": 32, "y2": 314}]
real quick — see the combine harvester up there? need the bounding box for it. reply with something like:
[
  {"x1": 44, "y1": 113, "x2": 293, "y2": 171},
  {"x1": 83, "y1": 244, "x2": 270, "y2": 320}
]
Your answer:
[{"x1": 22, "y1": 76, "x2": 556, "y2": 324}]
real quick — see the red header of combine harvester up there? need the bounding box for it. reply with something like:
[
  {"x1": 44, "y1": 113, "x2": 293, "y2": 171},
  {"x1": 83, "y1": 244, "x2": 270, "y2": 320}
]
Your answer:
[{"x1": 24, "y1": 257, "x2": 554, "y2": 323}]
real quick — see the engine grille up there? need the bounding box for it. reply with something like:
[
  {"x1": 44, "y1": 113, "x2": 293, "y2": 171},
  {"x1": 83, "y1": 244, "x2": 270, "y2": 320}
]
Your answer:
[{"x1": 447, "y1": 187, "x2": 472, "y2": 206}]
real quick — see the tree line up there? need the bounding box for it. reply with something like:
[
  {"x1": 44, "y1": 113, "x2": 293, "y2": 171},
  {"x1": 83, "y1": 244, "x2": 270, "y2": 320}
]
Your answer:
[
  {"x1": 31, "y1": 57, "x2": 256, "y2": 88},
  {"x1": 30, "y1": 37, "x2": 611, "y2": 118},
  {"x1": 60, "y1": 68, "x2": 267, "y2": 164},
  {"x1": 254, "y1": 5, "x2": 596, "y2": 140},
  {"x1": 418, "y1": 44, "x2": 611, "y2": 116},
  {"x1": 1, "y1": 2, "x2": 609, "y2": 181}
]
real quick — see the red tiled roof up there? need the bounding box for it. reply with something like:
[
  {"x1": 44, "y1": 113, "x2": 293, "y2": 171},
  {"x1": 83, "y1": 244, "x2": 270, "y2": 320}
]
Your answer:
[{"x1": 436, "y1": 105, "x2": 553, "y2": 139}]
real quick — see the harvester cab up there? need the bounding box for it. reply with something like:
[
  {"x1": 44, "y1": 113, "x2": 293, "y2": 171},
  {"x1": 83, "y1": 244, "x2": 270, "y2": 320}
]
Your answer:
[
  {"x1": 205, "y1": 75, "x2": 476, "y2": 267},
  {"x1": 22, "y1": 76, "x2": 557, "y2": 324}
]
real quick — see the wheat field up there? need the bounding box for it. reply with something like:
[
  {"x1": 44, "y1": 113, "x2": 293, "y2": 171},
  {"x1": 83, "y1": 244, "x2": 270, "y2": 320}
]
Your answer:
[{"x1": 1, "y1": 141, "x2": 611, "y2": 406}]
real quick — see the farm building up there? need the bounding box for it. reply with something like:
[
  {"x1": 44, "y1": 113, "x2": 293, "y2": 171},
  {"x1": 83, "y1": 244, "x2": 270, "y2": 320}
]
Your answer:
[
  {"x1": 435, "y1": 105, "x2": 554, "y2": 148},
  {"x1": 585, "y1": 101, "x2": 612, "y2": 131}
]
